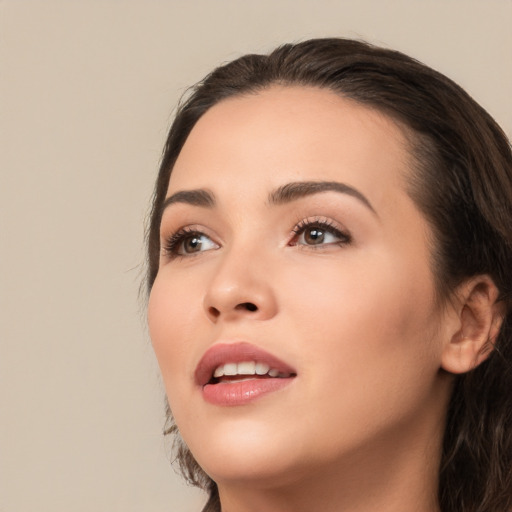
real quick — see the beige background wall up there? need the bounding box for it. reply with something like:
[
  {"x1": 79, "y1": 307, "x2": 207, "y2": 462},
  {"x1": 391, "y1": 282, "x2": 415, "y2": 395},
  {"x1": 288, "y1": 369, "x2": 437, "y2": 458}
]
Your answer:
[{"x1": 1, "y1": 1, "x2": 511, "y2": 511}]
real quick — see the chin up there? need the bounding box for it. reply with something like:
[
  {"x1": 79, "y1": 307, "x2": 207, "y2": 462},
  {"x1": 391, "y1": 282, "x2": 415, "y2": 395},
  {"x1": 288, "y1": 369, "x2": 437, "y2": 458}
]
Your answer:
[
  {"x1": 183, "y1": 418, "x2": 308, "y2": 487},
  {"x1": 201, "y1": 452, "x2": 308, "y2": 490}
]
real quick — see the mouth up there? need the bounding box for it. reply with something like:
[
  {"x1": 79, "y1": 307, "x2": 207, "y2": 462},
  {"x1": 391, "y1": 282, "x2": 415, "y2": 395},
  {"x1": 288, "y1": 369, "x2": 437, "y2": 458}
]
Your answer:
[
  {"x1": 210, "y1": 360, "x2": 294, "y2": 383},
  {"x1": 195, "y1": 342, "x2": 297, "y2": 406}
]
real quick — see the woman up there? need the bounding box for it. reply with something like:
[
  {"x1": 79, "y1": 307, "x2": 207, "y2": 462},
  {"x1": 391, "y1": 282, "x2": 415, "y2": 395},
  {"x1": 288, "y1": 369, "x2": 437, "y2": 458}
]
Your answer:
[{"x1": 146, "y1": 38, "x2": 512, "y2": 512}]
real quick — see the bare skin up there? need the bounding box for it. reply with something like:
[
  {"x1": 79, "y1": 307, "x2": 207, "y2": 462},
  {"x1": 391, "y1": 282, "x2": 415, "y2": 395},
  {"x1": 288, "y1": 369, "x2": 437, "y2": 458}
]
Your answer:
[{"x1": 148, "y1": 86, "x2": 501, "y2": 512}]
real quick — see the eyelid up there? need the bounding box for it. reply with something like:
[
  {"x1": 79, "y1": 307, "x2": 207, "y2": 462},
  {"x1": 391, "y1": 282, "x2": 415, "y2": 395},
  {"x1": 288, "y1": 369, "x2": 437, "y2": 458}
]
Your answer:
[
  {"x1": 161, "y1": 224, "x2": 220, "y2": 260},
  {"x1": 289, "y1": 216, "x2": 352, "y2": 247}
]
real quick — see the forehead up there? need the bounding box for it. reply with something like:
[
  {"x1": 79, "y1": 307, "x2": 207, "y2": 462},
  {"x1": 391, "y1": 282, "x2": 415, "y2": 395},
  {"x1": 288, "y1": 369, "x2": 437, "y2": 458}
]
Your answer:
[{"x1": 168, "y1": 86, "x2": 412, "y2": 205}]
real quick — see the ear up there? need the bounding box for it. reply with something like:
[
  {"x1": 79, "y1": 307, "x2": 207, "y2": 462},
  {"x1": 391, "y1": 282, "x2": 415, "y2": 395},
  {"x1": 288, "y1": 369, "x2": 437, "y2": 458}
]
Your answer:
[{"x1": 441, "y1": 275, "x2": 505, "y2": 374}]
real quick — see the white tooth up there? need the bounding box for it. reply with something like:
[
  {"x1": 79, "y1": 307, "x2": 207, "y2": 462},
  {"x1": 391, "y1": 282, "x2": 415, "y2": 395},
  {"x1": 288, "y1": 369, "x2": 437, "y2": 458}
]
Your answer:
[
  {"x1": 268, "y1": 368, "x2": 279, "y2": 377},
  {"x1": 237, "y1": 361, "x2": 256, "y2": 375},
  {"x1": 223, "y1": 363, "x2": 237, "y2": 376},
  {"x1": 213, "y1": 366, "x2": 225, "y2": 378},
  {"x1": 229, "y1": 377, "x2": 253, "y2": 383},
  {"x1": 255, "y1": 362, "x2": 270, "y2": 375}
]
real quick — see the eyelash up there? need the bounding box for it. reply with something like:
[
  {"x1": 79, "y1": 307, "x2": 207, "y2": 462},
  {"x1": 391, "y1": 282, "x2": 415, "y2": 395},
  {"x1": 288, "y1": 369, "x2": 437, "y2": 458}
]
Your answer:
[
  {"x1": 163, "y1": 226, "x2": 215, "y2": 259},
  {"x1": 162, "y1": 218, "x2": 352, "y2": 260},
  {"x1": 290, "y1": 218, "x2": 352, "y2": 247}
]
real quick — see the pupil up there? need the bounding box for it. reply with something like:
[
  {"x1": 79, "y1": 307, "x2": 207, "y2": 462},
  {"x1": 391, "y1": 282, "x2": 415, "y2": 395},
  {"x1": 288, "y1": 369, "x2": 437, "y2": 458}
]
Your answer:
[
  {"x1": 185, "y1": 236, "x2": 201, "y2": 252},
  {"x1": 306, "y1": 228, "x2": 324, "y2": 244}
]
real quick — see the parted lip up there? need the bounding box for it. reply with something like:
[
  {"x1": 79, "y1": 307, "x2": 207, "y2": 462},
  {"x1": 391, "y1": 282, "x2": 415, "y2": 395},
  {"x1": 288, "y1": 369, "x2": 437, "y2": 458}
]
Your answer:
[{"x1": 194, "y1": 342, "x2": 297, "y2": 387}]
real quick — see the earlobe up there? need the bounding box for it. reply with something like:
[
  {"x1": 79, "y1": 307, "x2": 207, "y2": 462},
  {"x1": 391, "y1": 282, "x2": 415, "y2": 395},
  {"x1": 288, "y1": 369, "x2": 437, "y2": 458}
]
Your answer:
[{"x1": 441, "y1": 276, "x2": 504, "y2": 375}]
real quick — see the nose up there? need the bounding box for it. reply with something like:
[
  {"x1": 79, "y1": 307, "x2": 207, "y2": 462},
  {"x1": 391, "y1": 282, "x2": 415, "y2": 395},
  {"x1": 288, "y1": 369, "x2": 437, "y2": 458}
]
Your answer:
[{"x1": 203, "y1": 247, "x2": 278, "y2": 323}]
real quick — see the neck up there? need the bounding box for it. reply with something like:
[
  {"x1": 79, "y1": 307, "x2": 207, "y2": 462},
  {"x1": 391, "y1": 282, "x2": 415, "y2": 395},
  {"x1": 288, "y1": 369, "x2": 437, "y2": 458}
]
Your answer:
[{"x1": 216, "y1": 410, "x2": 445, "y2": 512}]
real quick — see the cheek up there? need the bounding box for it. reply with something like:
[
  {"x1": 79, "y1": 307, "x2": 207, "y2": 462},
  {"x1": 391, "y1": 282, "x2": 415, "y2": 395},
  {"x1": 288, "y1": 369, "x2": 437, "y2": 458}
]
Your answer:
[
  {"x1": 283, "y1": 249, "x2": 436, "y2": 338},
  {"x1": 147, "y1": 270, "x2": 205, "y2": 398},
  {"x1": 279, "y1": 251, "x2": 441, "y2": 417}
]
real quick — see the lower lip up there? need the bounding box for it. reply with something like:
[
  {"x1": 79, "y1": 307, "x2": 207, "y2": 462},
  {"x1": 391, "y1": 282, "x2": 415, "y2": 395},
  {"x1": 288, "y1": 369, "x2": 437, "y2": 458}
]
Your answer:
[{"x1": 202, "y1": 377, "x2": 295, "y2": 406}]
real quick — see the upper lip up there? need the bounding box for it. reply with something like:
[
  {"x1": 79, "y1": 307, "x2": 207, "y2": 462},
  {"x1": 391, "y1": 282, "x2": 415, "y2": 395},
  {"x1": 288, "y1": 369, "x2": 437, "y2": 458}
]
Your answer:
[{"x1": 195, "y1": 341, "x2": 297, "y2": 386}]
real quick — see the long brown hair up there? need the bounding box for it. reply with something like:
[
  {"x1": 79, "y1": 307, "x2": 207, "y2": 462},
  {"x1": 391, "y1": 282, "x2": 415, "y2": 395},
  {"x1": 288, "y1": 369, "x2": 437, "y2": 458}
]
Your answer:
[{"x1": 146, "y1": 38, "x2": 512, "y2": 512}]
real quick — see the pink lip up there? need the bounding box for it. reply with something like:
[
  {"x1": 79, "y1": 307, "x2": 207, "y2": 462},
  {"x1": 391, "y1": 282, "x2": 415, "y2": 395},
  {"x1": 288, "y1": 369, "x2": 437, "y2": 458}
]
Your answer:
[{"x1": 195, "y1": 342, "x2": 297, "y2": 406}]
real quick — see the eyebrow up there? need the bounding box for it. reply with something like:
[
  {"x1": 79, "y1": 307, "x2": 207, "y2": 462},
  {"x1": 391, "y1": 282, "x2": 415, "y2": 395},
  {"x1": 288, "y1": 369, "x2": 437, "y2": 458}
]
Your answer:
[
  {"x1": 161, "y1": 189, "x2": 215, "y2": 211},
  {"x1": 161, "y1": 180, "x2": 376, "y2": 215},
  {"x1": 268, "y1": 181, "x2": 376, "y2": 214}
]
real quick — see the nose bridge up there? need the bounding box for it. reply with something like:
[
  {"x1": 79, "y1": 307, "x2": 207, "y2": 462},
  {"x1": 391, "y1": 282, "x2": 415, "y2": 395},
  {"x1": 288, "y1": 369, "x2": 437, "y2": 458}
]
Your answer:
[{"x1": 203, "y1": 238, "x2": 278, "y2": 322}]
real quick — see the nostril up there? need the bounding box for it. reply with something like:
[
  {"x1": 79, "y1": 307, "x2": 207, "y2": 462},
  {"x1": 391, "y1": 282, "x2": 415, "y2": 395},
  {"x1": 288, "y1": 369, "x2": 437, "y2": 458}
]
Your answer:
[
  {"x1": 238, "y1": 302, "x2": 258, "y2": 312},
  {"x1": 208, "y1": 306, "x2": 221, "y2": 318},
  {"x1": 207, "y1": 302, "x2": 259, "y2": 319}
]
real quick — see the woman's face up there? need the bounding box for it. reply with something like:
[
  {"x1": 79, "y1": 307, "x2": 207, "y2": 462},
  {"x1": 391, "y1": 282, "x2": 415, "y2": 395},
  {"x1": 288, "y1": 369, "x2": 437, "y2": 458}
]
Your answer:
[{"x1": 148, "y1": 87, "x2": 452, "y2": 488}]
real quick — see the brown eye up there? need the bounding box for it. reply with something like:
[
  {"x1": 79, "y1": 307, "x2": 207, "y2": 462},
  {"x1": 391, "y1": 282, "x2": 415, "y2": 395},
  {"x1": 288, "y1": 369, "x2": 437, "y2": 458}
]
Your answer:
[
  {"x1": 178, "y1": 233, "x2": 219, "y2": 255},
  {"x1": 303, "y1": 227, "x2": 325, "y2": 245},
  {"x1": 182, "y1": 234, "x2": 204, "y2": 253},
  {"x1": 292, "y1": 220, "x2": 351, "y2": 248},
  {"x1": 164, "y1": 230, "x2": 219, "y2": 258}
]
